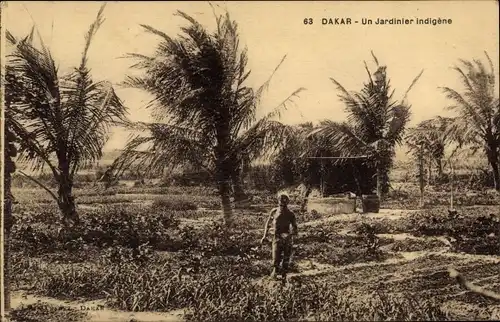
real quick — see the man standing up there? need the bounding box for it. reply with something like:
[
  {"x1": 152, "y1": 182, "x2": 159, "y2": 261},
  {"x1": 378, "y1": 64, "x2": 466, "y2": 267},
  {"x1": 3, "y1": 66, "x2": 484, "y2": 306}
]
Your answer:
[{"x1": 261, "y1": 193, "x2": 298, "y2": 281}]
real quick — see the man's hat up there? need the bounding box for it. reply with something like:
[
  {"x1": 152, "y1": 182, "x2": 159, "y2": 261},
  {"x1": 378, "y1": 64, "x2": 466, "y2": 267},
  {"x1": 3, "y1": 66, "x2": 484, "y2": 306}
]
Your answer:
[{"x1": 278, "y1": 192, "x2": 290, "y2": 203}]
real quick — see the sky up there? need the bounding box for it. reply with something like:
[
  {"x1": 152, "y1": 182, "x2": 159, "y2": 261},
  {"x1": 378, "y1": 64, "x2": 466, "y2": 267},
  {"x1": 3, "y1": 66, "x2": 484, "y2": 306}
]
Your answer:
[{"x1": 3, "y1": 1, "x2": 499, "y2": 154}]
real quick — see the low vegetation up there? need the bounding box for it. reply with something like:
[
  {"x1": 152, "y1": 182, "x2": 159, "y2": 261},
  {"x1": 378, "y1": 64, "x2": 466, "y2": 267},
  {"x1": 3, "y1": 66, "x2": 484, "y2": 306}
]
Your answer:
[{"x1": 8, "y1": 181, "x2": 499, "y2": 321}]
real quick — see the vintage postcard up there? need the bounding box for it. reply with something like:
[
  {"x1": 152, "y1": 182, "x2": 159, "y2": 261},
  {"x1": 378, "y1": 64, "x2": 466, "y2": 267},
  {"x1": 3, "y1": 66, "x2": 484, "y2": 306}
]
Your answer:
[{"x1": 1, "y1": 1, "x2": 499, "y2": 321}]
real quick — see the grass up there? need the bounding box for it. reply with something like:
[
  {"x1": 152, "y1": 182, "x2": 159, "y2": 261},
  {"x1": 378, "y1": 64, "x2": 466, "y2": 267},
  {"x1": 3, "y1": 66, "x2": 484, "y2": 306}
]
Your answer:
[
  {"x1": 185, "y1": 274, "x2": 450, "y2": 321},
  {"x1": 151, "y1": 197, "x2": 198, "y2": 211},
  {"x1": 9, "y1": 302, "x2": 88, "y2": 322},
  {"x1": 7, "y1": 176, "x2": 500, "y2": 321}
]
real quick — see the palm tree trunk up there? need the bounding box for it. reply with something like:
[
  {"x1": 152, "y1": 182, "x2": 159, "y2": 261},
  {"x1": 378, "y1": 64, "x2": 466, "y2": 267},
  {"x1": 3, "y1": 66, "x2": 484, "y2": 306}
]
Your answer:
[
  {"x1": 216, "y1": 166, "x2": 233, "y2": 227},
  {"x1": 4, "y1": 140, "x2": 17, "y2": 313},
  {"x1": 3, "y1": 172, "x2": 13, "y2": 313},
  {"x1": 418, "y1": 147, "x2": 425, "y2": 208},
  {"x1": 231, "y1": 166, "x2": 248, "y2": 203},
  {"x1": 300, "y1": 184, "x2": 313, "y2": 213},
  {"x1": 427, "y1": 155, "x2": 432, "y2": 184},
  {"x1": 57, "y1": 171, "x2": 79, "y2": 227},
  {"x1": 436, "y1": 158, "x2": 443, "y2": 178},
  {"x1": 215, "y1": 120, "x2": 234, "y2": 228},
  {"x1": 487, "y1": 148, "x2": 500, "y2": 191},
  {"x1": 376, "y1": 164, "x2": 383, "y2": 200}
]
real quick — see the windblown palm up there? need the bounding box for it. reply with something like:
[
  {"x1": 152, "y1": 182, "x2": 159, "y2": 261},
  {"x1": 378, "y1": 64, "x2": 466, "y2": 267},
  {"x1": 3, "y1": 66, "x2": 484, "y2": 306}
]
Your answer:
[
  {"x1": 441, "y1": 52, "x2": 500, "y2": 190},
  {"x1": 117, "y1": 10, "x2": 304, "y2": 226},
  {"x1": 311, "y1": 53, "x2": 423, "y2": 198},
  {"x1": 5, "y1": 5, "x2": 127, "y2": 226}
]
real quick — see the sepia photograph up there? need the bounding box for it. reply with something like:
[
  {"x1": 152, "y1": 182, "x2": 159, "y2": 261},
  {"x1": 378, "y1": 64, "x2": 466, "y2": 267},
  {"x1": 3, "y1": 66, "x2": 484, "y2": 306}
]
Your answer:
[{"x1": 1, "y1": 1, "x2": 499, "y2": 321}]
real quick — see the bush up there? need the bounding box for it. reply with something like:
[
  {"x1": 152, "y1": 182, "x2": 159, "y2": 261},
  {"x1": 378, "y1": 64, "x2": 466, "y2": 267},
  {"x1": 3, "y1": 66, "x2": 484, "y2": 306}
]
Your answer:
[
  {"x1": 100, "y1": 243, "x2": 158, "y2": 266},
  {"x1": 160, "y1": 170, "x2": 214, "y2": 187},
  {"x1": 174, "y1": 222, "x2": 266, "y2": 259},
  {"x1": 11, "y1": 205, "x2": 181, "y2": 256},
  {"x1": 353, "y1": 223, "x2": 385, "y2": 260}
]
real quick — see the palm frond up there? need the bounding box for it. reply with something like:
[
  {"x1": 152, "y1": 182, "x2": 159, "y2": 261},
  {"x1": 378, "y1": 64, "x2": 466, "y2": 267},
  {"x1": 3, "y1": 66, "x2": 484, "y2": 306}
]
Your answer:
[
  {"x1": 311, "y1": 120, "x2": 369, "y2": 157},
  {"x1": 140, "y1": 24, "x2": 174, "y2": 43},
  {"x1": 371, "y1": 50, "x2": 379, "y2": 66},
  {"x1": 441, "y1": 86, "x2": 487, "y2": 137},
  {"x1": 117, "y1": 122, "x2": 214, "y2": 175},
  {"x1": 386, "y1": 104, "x2": 412, "y2": 145},
  {"x1": 263, "y1": 87, "x2": 306, "y2": 121},
  {"x1": 80, "y1": 3, "x2": 106, "y2": 68},
  {"x1": 254, "y1": 55, "x2": 287, "y2": 106},
  {"x1": 235, "y1": 120, "x2": 296, "y2": 163},
  {"x1": 402, "y1": 69, "x2": 424, "y2": 102}
]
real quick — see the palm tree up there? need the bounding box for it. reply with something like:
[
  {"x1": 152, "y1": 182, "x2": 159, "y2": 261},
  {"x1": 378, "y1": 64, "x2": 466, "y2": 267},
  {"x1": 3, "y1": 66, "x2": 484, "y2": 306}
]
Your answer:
[
  {"x1": 311, "y1": 52, "x2": 423, "y2": 199},
  {"x1": 118, "y1": 9, "x2": 304, "y2": 226},
  {"x1": 405, "y1": 116, "x2": 454, "y2": 179},
  {"x1": 441, "y1": 52, "x2": 500, "y2": 191},
  {"x1": 5, "y1": 4, "x2": 127, "y2": 226}
]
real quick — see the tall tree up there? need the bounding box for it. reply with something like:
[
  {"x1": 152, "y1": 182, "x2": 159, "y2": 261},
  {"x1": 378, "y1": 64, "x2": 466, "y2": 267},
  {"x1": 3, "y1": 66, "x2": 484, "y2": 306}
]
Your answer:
[
  {"x1": 118, "y1": 9, "x2": 304, "y2": 226},
  {"x1": 5, "y1": 4, "x2": 127, "y2": 226},
  {"x1": 441, "y1": 52, "x2": 500, "y2": 190},
  {"x1": 310, "y1": 53, "x2": 423, "y2": 199}
]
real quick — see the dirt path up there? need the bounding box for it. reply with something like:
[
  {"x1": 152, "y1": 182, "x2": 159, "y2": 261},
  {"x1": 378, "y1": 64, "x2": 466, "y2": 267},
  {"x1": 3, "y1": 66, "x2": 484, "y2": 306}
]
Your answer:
[
  {"x1": 287, "y1": 250, "x2": 443, "y2": 281},
  {"x1": 302, "y1": 209, "x2": 417, "y2": 227}
]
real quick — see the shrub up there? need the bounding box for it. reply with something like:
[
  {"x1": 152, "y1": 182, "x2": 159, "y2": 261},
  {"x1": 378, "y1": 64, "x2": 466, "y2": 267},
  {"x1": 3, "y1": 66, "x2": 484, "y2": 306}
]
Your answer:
[
  {"x1": 353, "y1": 223, "x2": 385, "y2": 260},
  {"x1": 11, "y1": 205, "x2": 181, "y2": 256},
  {"x1": 100, "y1": 243, "x2": 158, "y2": 266},
  {"x1": 174, "y1": 222, "x2": 266, "y2": 259}
]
